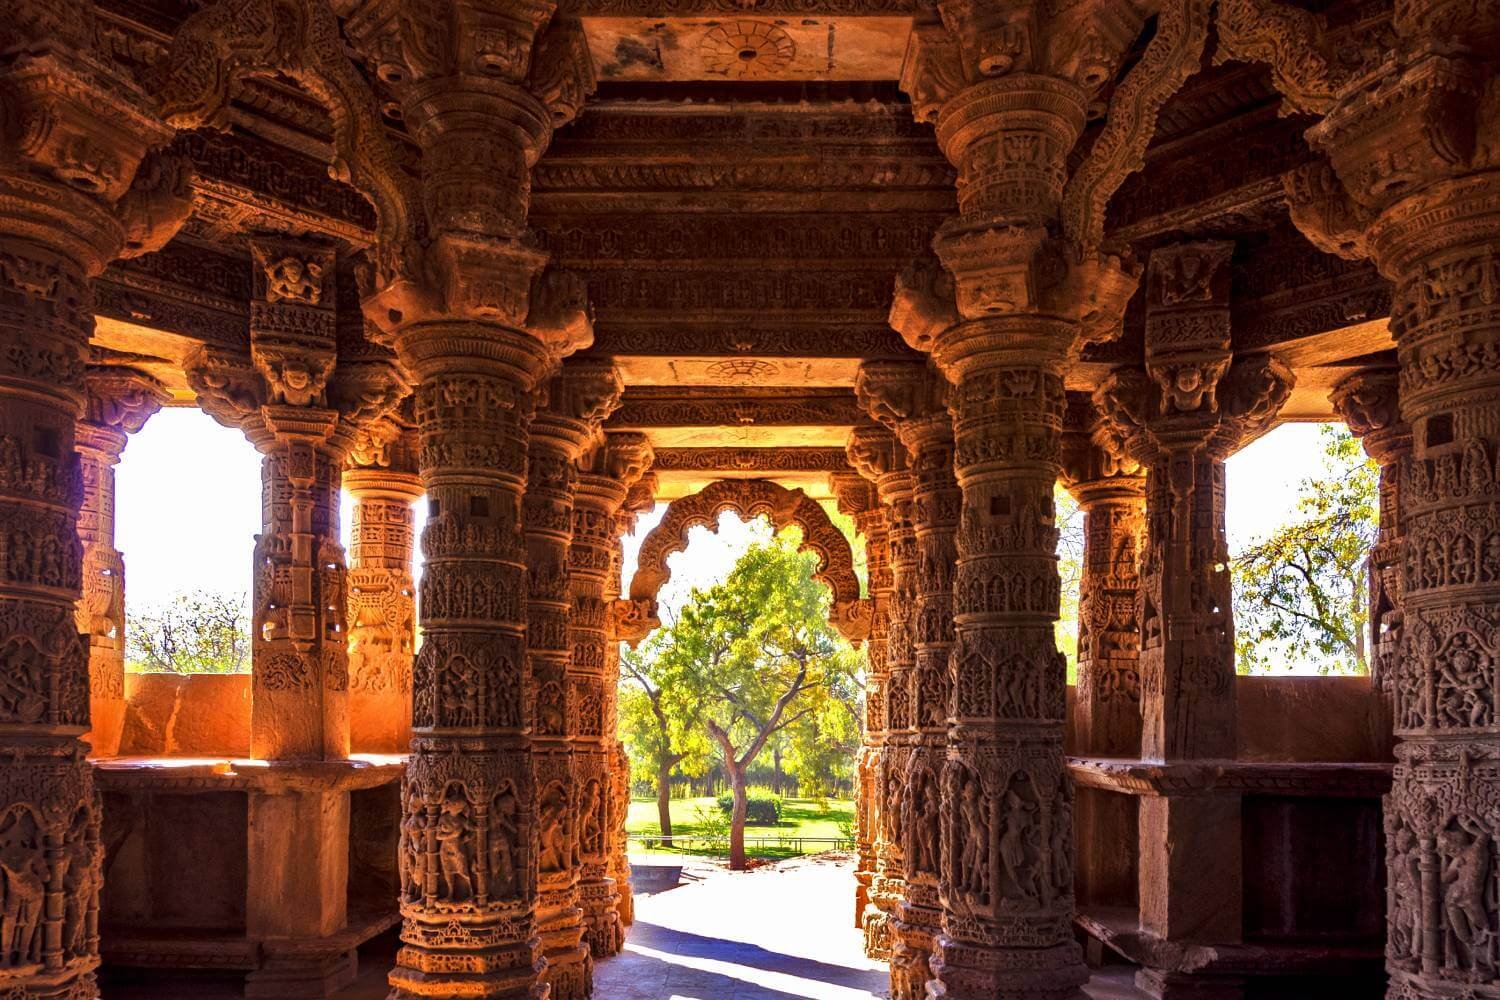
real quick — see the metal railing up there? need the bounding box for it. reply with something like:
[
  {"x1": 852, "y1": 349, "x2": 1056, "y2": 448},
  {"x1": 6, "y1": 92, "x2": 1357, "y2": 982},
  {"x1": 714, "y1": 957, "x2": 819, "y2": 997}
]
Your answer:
[{"x1": 627, "y1": 833, "x2": 854, "y2": 858}]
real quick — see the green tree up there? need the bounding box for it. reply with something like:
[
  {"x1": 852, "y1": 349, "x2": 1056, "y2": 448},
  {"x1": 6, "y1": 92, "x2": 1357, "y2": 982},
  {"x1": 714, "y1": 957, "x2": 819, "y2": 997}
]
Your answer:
[
  {"x1": 619, "y1": 638, "x2": 710, "y2": 844},
  {"x1": 1232, "y1": 425, "x2": 1378, "y2": 675},
  {"x1": 126, "y1": 590, "x2": 250, "y2": 674},
  {"x1": 642, "y1": 531, "x2": 861, "y2": 869}
]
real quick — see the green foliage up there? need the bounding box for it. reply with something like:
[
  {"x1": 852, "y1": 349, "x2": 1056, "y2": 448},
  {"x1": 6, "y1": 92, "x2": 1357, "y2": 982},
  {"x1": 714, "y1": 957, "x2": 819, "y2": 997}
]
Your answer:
[
  {"x1": 1232, "y1": 425, "x2": 1379, "y2": 675},
  {"x1": 619, "y1": 521, "x2": 863, "y2": 866},
  {"x1": 717, "y1": 789, "x2": 783, "y2": 824},
  {"x1": 690, "y1": 802, "x2": 728, "y2": 840},
  {"x1": 126, "y1": 590, "x2": 249, "y2": 674}
]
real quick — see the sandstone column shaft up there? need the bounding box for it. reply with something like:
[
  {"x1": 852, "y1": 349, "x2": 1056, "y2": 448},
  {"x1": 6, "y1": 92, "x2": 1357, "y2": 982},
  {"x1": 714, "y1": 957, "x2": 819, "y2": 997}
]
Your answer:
[
  {"x1": 345, "y1": 443, "x2": 421, "y2": 755},
  {"x1": 0, "y1": 21, "x2": 179, "y2": 995},
  {"x1": 571, "y1": 427, "x2": 648, "y2": 959},
  {"x1": 936, "y1": 345, "x2": 1084, "y2": 998},
  {"x1": 1370, "y1": 176, "x2": 1500, "y2": 1000},
  {"x1": 858, "y1": 363, "x2": 958, "y2": 1000},
  {"x1": 1330, "y1": 370, "x2": 1408, "y2": 699},
  {"x1": 526, "y1": 402, "x2": 589, "y2": 1000},
  {"x1": 1063, "y1": 440, "x2": 1145, "y2": 759},
  {"x1": 862, "y1": 432, "x2": 916, "y2": 961},
  {"x1": 607, "y1": 470, "x2": 656, "y2": 932}
]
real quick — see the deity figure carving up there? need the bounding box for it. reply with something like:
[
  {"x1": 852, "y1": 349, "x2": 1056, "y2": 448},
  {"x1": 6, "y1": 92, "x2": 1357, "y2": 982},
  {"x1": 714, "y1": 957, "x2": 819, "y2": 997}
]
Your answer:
[{"x1": 436, "y1": 791, "x2": 476, "y2": 905}]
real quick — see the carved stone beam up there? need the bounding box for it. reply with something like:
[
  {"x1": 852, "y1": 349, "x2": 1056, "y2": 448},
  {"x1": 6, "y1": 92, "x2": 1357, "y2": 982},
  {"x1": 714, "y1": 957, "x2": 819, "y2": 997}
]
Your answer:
[
  {"x1": 150, "y1": 0, "x2": 418, "y2": 283},
  {"x1": 1214, "y1": 0, "x2": 1366, "y2": 117}
]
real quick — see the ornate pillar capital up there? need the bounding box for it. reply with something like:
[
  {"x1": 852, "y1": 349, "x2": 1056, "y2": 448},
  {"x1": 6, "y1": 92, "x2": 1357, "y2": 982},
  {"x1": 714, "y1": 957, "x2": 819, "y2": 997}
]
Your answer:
[
  {"x1": 1095, "y1": 241, "x2": 1296, "y2": 466},
  {"x1": 845, "y1": 423, "x2": 910, "y2": 486},
  {"x1": 77, "y1": 367, "x2": 170, "y2": 457},
  {"x1": 1330, "y1": 367, "x2": 1409, "y2": 466},
  {"x1": 855, "y1": 360, "x2": 953, "y2": 458},
  {"x1": 1060, "y1": 403, "x2": 1145, "y2": 509},
  {"x1": 1218, "y1": 0, "x2": 1500, "y2": 338},
  {"x1": 534, "y1": 357, "x2": 623, "y2": 463},
  {"x1": 0, "y1": 7, "x2": 185, "y2": 275}
]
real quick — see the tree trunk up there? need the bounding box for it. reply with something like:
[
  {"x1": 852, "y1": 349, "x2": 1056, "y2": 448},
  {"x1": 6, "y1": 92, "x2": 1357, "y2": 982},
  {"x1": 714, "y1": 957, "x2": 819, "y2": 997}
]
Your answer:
[
  {"x1": 773, "y1": 744, "x2": 782, "y2": 796},
  {"x1": 728, "y1": 764, "x2": 749, "y2": 871},
  {"x1": 657, "y1": 758, "x2": 675, "y2": 845}
]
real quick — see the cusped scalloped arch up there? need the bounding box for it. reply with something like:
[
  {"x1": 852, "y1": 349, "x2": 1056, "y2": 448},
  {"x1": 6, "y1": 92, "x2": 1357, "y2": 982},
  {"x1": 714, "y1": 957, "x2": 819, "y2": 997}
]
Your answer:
[{"x1": 627, "y1": 479, "x2": 869, "y2": 644}]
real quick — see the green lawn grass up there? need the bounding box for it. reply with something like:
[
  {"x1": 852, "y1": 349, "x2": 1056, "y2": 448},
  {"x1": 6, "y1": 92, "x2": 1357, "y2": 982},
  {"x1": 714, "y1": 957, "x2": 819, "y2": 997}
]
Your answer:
[{"x1": 626, "y1": 795, "x2": 855, "y2": 860}]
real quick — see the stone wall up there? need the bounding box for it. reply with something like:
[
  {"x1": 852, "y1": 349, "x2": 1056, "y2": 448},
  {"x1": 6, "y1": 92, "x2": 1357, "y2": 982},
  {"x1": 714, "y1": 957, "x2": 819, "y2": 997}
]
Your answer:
[{"x1": 117, "y1": 673, "x2": 252, "y2": 757}]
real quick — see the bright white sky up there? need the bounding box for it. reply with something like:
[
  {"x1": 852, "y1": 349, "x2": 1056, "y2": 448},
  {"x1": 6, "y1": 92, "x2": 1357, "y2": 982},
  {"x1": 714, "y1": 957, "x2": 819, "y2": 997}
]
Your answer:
[{"x1": 115, "y1": 409, "x2": 1323, "y2": 651}]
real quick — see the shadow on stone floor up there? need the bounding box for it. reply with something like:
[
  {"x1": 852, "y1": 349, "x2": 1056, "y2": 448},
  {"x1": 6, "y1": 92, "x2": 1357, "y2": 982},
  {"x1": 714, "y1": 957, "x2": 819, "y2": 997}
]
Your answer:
[{"x1": 611, "y1": 919, "x2": 891, "y2": 994}]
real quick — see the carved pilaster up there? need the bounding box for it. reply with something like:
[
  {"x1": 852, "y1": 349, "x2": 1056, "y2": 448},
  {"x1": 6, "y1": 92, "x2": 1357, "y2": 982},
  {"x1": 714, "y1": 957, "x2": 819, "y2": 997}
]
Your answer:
[
  {"x1": 75, "y1": 367, "x2": 168, "y2": 759},
  {"x1": 0, "y1": 9, "x2": 184, "y2": 996},
  {"x1": 345, "y1": 421, "x2": 421, "y2": 755},
  {"x1": 1330, "y1": 370, "x2": 1408, "y2": 699},
  {"x1": 846, "y1": 424, "x2": 913, "y2": 962},
  {"x1": 572, "y1": 423, "x2": 648, "y2": 963},
  {"x1": 1096, "y1": 242, "x2": 1294, "y2": 765},
  {"x1": 244, "y1": 238, "x2": 351, "y2": 763}
]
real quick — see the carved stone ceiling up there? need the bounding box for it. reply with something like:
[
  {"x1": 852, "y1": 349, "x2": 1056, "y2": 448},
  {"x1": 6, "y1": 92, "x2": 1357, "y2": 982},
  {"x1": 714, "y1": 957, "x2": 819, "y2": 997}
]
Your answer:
[
  {"x1": 85, "y1": 0, "x2": 1405, "y2": 465},
  {"x1": 583, "y1": 16, "x2": 912, "y2": 81}
]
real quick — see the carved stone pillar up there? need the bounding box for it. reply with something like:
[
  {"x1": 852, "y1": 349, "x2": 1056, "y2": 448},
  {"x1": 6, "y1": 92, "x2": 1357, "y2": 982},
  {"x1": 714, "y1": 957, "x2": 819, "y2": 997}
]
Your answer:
[
  {"x1": 75, "y1": 368, "x2": 169, "y2": 758},
  {"x1": 857, "y1": 362, "x2": 958, "y2": 1000},
  {"x1": 1059, "y1": 406, "x2": 1145, "y2": 913},
  {"x1": 0, "y1": 10, "x2": 185, "y2": 995},
  {"x1": 1217, "y1": 5, "x2": 1500, "y2": 993},
  {"x1": 847, "y1": 425, "x2": 914, "y2": 961},
  {"x1": 895, "y1": 2, "x2": 1171, "y2": 992},
  {"x1": 345, "y1": 421, "x2": 421, "y2": 755},
  {"x1": 343, "y1": 8, "x2": 598, "y2": 994},
  {"x1": 607, "y1": 469, "x2": 657, "y2": 932},
  {"x1": 187, "y1": 246, "x2": 408, "y2": 997},
  {"x1": 1330, "y1": 370, "x2": 1409, "y2": 698},
  {"x1": 831, "y1": 467, "x2": 890, "y2": 930},
  {"x1": 1095, "y1": 242, "x2": 1294, "y2": 998},
  {"x1": 572, "y1": 427, "x2": 650, "y2": 960},
  {"x1": 523, "y1": 362, "x2": 622, "y2": 1000}
]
